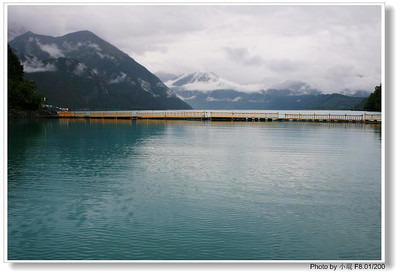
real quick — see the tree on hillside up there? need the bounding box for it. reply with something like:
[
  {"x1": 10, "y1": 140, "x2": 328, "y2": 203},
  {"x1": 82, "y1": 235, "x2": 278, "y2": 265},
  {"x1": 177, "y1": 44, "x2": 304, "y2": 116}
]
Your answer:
[
  {"x1": 363, "y1": 84, "x2": 381, "y2": 112},
  {"x1": 8, "y1": 45, "x2": 44, "y2": 111}
]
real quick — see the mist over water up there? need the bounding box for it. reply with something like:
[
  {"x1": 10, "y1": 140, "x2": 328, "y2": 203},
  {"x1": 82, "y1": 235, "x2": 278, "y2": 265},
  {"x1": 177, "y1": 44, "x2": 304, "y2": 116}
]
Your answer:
[{"x1": 8, "y1": 118, "x2": 381, "y2": 260}]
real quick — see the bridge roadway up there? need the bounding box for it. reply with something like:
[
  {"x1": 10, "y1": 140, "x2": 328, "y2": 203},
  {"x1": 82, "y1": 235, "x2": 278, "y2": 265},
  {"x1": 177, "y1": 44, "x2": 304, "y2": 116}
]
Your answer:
[{"x1": 58, "y1": 111, "x2": 381, "y2": 123}]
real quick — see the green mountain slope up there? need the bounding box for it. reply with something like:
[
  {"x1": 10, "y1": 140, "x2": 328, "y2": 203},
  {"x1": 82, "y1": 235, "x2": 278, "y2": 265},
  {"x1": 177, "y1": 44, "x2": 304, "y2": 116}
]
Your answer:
[{"x1": 9, "y1": 31, "x2": 191, "y2": 110}]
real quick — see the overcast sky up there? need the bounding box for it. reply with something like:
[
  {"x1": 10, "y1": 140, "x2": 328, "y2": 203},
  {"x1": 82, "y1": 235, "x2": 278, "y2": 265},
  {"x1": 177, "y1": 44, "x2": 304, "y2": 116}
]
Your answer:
[{"x1": 7, "y1": 4, "x2": 382, "y2": 93}]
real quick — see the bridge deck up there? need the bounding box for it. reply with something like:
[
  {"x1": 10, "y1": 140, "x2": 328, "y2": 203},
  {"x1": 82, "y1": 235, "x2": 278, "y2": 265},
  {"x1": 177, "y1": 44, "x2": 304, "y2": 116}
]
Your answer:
[{"x1": 57, "y1": 111, "x2": 381, "y2": 123}]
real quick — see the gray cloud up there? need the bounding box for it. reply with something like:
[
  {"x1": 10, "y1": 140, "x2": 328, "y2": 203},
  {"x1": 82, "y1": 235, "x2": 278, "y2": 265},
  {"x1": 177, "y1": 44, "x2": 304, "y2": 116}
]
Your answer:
[
  {"x1": 326, "y1": 65, "x2": 355, "y2": 79},
  {"x1": 267, "y1": 59, "x2": 302, "y2": 73},
  {"x1": 224, "y1": 47, "x2": 265, "y2": 66},
  {"x1": 7, "y1": 4, "x2": 382, "y2": 93},
  {"x1": 224, "y1": 47, "x2": 301, "y2": 73}
]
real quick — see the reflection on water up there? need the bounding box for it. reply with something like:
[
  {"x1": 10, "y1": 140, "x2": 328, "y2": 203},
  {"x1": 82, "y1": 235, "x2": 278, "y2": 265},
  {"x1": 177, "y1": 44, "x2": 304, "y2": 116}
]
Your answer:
[
  {"x1": 8, "y1": 119, "x2": 381, "y2": 260},
  {"x1": 88, "y1": 118, "x2": 133, "y2": 126}
]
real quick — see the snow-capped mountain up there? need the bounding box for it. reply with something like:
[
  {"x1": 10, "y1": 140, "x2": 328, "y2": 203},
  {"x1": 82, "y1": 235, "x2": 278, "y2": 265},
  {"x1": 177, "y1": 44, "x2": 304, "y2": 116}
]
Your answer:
[
  {"x1": 165, "y1": 72, "x2": 325, "y2": 96},
  {"x1": 165, "y1": 72, "x2": 264, "y2": 92},
  {"x1": 160, "y1": 72, "x2": 366, "y2": 110},
  {"x1": 9, "y1": 30, "x2": 191, "y2": 110}
]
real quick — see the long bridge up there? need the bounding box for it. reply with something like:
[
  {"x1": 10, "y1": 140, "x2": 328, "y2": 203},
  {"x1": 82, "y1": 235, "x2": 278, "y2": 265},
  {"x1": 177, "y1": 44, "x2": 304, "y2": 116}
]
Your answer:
[{"x1": 58, "y1": 111, "x2": 381, "y2": 123}]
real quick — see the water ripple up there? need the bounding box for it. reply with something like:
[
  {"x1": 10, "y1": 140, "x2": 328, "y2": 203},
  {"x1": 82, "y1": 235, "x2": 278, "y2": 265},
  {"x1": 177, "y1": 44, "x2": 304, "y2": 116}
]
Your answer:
[{"x1": 8, "y1": 119, "x2": 381, "y2": 260}]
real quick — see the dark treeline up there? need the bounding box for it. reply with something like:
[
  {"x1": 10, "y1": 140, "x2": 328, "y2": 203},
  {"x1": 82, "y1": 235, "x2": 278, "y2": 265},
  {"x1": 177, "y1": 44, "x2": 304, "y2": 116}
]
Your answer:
[
  {"x1": 8, "y1": 45, "x2": 46, "y2": 117},
  {"x1": 353, "y1": 84, "x2": 381, "y2": 112},
  {"x1": 363, "y1": 85, "x2": 381, "y2": 112}
]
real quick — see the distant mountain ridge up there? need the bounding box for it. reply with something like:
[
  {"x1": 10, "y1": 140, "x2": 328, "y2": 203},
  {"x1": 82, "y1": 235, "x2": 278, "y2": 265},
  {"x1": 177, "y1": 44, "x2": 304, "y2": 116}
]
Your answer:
[
  {"x1": 161, "y1": 72, "x2": 369, "y2": 110},
  {"x1": 9, "y1": 30, "x2": 191, "y2": 110},
  {"x1": 174, "y1": 89, "x2": 365, "y2": 110}
]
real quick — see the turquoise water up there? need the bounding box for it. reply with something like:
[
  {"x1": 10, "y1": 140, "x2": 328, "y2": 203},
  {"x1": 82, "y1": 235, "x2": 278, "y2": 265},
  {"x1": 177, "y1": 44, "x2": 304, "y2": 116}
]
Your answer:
[{"x1": 8, "y1": 118, "x2": 381, "y2": 260}]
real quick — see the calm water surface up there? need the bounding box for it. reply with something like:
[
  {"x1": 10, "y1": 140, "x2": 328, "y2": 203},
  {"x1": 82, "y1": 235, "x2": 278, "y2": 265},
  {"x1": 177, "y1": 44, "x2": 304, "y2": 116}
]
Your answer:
[{"x1": 8, "y1": 118, "x2": 381, "y2": 260}]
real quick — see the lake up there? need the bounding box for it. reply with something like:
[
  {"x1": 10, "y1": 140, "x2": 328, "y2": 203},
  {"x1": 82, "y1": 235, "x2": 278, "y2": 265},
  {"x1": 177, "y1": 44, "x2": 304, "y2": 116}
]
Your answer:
[{"x1": 7, "y1": 117, "x2": 382, "y2": 260}]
